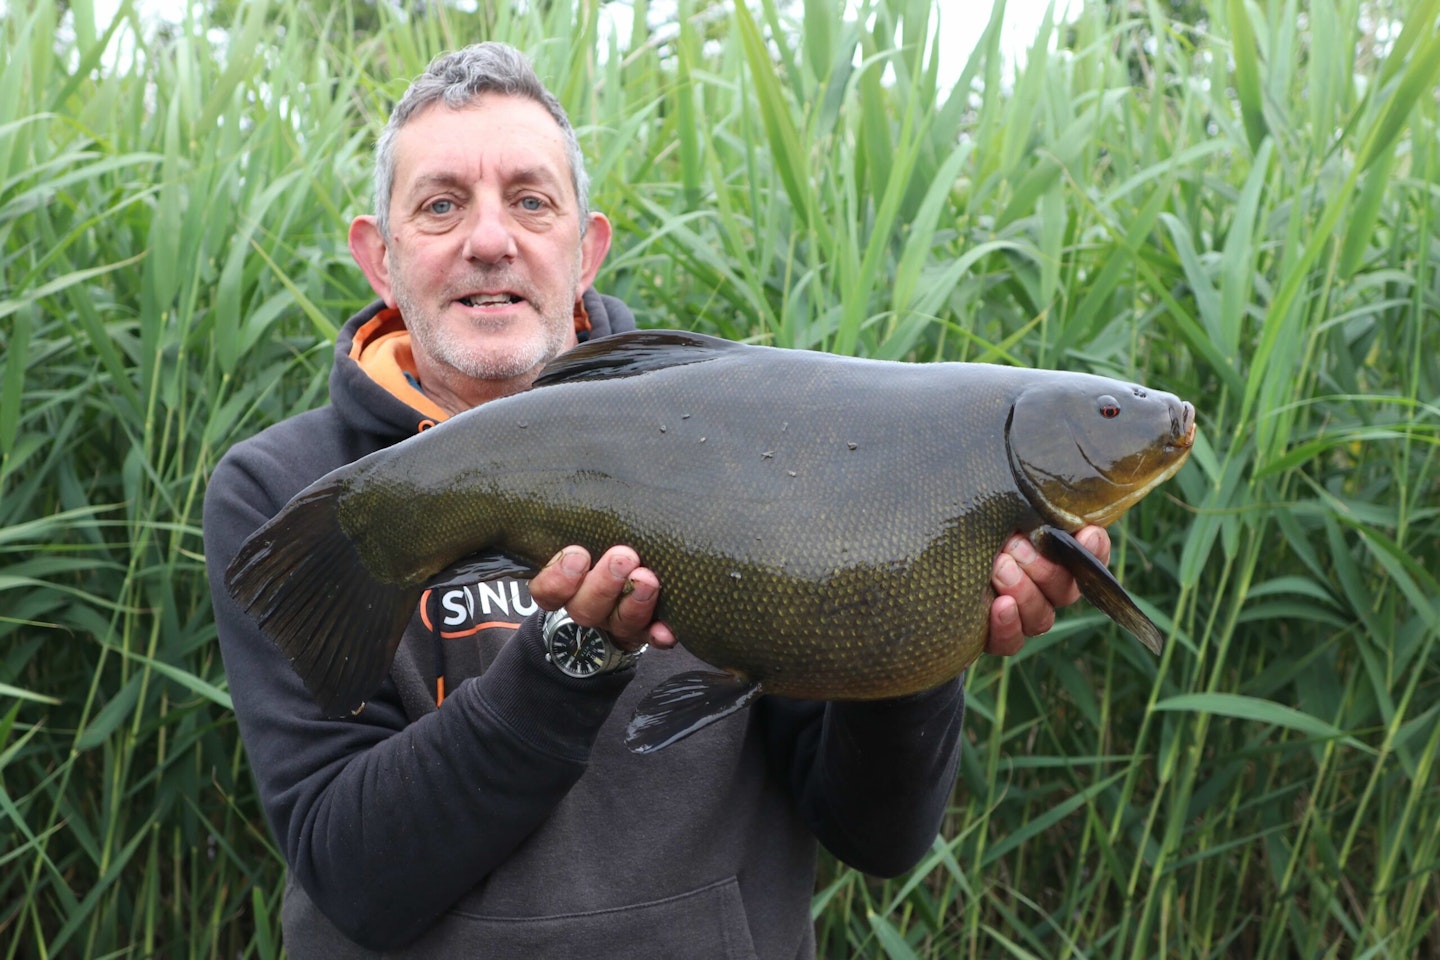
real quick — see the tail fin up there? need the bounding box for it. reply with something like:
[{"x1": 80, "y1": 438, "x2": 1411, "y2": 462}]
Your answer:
[{"x1": 226, "y1": 484, "x2": 419, "y2": 717}]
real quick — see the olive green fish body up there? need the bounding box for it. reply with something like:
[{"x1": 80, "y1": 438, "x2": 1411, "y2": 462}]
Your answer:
[
  {"x1": 346, "y1": 355, "x2": 1018, "y2": 694},
  {"x1": 227, "y1": 332, "x2": 1196, "y2": 749}
]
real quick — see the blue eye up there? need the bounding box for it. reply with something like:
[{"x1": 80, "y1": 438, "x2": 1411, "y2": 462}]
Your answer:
[
  {"x1": 428, "y1": 199, "x2": 454, "y2": 215},
  {"x1": 519, "y1": 196, "x2": 543, "y2": 211}
]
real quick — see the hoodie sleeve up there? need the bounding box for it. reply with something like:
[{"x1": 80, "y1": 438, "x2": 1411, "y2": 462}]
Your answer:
[
  {"x1": 204, "y1": 426, "x2": 636, "y2": 950},
  {"x1": 760, "y1": 678, "x2": 966, "y2": 878}
]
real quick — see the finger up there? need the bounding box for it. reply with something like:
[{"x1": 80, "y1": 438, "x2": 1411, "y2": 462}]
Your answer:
[
  {"x1": 529, "y1": 546, "x2": 592, "y2": 611},
  {"x1": 608, "y1": 565, "x2": 662, "y2": 646},
  {"x1": 1000, "y1": 534, "x2": 1081, "y2": 609},
  {"x1": 992, "y1": 542, "x2": 1059, "y2": 638},
  {"x1": 986, "y1": 594, "x2": 1026, "y2": 657},
  {"x1": 563, "y1": 545, "x2": 643, "y2": 628},
  {"x1": 1076, "y1": 525, "x2": 1111, "y2": 566},
  {"x1": 644, "y1": 620, "x2": 678, "y2": 651}
]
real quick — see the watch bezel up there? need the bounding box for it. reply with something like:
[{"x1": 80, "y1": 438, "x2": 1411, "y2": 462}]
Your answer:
[{"x1": 542, "y1": 608, "x2": 643, "y2": 678}]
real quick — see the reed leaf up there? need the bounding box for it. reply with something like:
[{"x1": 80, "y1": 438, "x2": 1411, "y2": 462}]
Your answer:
[{"x1": 4, "y1": 0, "x2": 1437, "y2": 956}]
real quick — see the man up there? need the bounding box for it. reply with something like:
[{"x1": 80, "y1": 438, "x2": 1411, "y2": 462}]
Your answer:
[{"x1": 203, "y1": 42, "x2": 1112, "y2": 958}]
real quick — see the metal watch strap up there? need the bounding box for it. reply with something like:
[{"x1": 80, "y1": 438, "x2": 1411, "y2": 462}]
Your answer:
[{"x1": 541, "y1": 607, "x2": 645, "y2": 677}]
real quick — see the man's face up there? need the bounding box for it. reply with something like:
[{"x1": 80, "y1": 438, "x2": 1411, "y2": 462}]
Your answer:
[{"x1": 358, "y1": 94, "x2": 608, "y2": 408}]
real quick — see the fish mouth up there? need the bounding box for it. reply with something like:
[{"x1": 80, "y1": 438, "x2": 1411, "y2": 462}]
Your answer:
[{"x1": 1167, "y1": 401, "x2": 1197, "y2": 452}]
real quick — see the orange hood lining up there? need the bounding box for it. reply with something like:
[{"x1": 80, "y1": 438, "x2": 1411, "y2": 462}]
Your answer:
[
  {"x1": 349, "y1": 308, "x2": 451, "y2": 425},
  {"x1": 348, "y1": 298, "x2": 594, "y2": 430}
]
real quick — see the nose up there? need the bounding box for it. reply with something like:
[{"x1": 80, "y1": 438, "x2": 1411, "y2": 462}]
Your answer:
[{"x1": 463, "y1": 198, "x2": 518, "y2": 263}]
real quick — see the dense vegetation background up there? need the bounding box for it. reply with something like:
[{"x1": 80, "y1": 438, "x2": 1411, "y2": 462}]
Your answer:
[{"x1": 2, "y1": 0, "x2": 1437, "y2": 956}]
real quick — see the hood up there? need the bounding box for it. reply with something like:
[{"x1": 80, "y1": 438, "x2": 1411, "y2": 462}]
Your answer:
[{"x1": 328, "y1": 288, "x2": 639, "y2": 443}]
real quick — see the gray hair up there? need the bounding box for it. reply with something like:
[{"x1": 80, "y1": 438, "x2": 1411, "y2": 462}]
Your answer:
[{"x1": 373, "y1": 42, "x2": 590, "y2": 238}]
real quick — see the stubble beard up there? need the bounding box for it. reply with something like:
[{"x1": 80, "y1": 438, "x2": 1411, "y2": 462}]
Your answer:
[{"x1": 394, "y1": 265, "x2": 578, "y2": 385}]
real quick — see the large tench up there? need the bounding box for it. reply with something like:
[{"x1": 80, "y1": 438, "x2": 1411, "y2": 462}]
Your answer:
[{"x1": 227, "y1": 331, "x2": 1196, "y2": 752}]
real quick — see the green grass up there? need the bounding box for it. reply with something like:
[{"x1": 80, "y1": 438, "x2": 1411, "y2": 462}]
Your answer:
[{"x1": 3, "y1": 0, "x2": 1437, "y2": 956}]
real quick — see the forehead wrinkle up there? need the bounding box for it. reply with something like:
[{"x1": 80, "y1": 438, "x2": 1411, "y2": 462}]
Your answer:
[
  {"x1": 394, "y1": 99, "x2": 576, "y2": 205},
  {"x1": 404, "y1": 171, "x2": 468, "y2": 197},
  {"x1": 508, "y1": 162, "x2": 566, "y2": 190}
]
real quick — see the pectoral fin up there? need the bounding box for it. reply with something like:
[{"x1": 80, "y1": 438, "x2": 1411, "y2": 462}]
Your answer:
[
  {"x1": 1031, "y1": 526, "x2": 1166, "y2": 656},
  {"x1": 625, "y1": 670, "x2": 764, "y2": 754}
]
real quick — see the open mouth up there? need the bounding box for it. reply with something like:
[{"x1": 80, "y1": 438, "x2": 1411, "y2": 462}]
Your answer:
[{"x1": 457, "y1": 293, "x2": 522, "y2": 308}]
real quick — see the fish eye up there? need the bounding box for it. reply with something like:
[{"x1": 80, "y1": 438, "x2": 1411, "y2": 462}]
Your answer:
[{"x1": 1098, "y1": 395, "x2": 1121, "y2": 419}]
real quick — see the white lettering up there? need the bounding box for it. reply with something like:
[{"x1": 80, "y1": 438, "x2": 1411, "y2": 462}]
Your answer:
[
  {"x1": 476, "y1": 581, "x2": 510, "y2": 616},
  {"x1": 441, "y1": 589, "x2": 469, "y2": 627},
  {"x1": 510, "y1": 580, "x2": 538, "y2": 616}
]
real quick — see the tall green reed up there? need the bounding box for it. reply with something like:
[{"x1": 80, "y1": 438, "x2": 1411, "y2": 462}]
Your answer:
[
  {"x1": 3, "y1": 0, "x2": 1436, "y2": 956},
  {"x1": 608, "y1": 0, "x2": 1438, "y2": 956},
  {"x1": 2, "y1": 0, "x2": 362, "y2": 954}
]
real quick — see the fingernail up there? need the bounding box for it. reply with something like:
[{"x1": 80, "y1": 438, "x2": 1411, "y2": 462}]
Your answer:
[
  {"x1": 607, "y1": 551, "x2": 636, "y2": 580},
  {"x1": 996, "y1": 555, "x2": 1022, "y2": 588},
  {"x1": 626, "y1": 579, "x2": 655, "y2": 603},
  {"x1": 1009, "y1": 537, "x2": 1037, "y2": 565},
  {"x1": 561, "y1": 550, "x2": 588, "y2": 575},
  {"x1": 997, "y1": 600, "x2": 1018, "y2": 626}
]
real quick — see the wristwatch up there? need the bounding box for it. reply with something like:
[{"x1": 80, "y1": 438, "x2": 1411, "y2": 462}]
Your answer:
[{"x1": 541, "y1": 607, "x2": 645, "y2": 678}]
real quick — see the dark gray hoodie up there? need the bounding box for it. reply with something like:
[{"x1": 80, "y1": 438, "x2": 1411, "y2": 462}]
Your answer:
[{"x1": 203, "y1": 292, "x2": 966, "y2": 958}]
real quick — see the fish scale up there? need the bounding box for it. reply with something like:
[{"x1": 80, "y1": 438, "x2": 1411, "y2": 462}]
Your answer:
[{"x1": 228, "y1": 330, "x2": 1196, "y2": 752}]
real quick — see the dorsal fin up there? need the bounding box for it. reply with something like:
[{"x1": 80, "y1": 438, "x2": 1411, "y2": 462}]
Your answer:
[{"x1": 534, "y1": 330, "x2": 739, "y2": 387}]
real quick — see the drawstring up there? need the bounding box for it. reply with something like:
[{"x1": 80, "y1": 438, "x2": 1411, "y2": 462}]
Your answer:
[{"x1": 424, "y1": 588, "x2": 448, "y2": 706}]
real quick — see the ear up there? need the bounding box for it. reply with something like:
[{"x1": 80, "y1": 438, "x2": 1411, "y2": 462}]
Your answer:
[
  {"x1": 577, "y1": 212, "x2": 613, "y2": 292},
  {"x1": 349, "y1": 216, "x2": 396, "y2": 306}
]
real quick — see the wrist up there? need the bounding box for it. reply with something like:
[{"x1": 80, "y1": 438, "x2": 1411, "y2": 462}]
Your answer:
[{"x1": 541, "y1": 607, "x2": 645, "y2": 678}]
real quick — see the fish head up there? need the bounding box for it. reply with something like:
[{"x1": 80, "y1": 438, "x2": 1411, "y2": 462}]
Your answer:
[{"x1": 1006, "y1": 374, "x2": 1197, "y2": 529}]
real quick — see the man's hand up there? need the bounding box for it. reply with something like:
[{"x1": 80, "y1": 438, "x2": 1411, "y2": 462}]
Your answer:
[
  {"x1": 530, "y1": 545, "x2": 676, "y2": 651},
  {"x1": 987, "y1": 526, "x2": 1110, "y2": 657}
]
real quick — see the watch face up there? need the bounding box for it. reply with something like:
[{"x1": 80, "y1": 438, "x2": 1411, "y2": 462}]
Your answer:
[{"x1": 551, "y1": 624, "x2": 609, "y2": 677}]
